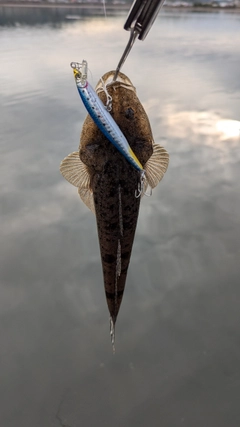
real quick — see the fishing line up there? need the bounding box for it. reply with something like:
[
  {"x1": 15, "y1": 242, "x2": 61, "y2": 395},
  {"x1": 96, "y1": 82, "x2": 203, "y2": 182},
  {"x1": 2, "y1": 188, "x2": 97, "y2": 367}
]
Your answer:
[
  {"x1": 102, "y1": 0, "x2": 107, "y2": 18},
  {"x1": 88, "y1": 67, "x2": 93, "y2": 84}
]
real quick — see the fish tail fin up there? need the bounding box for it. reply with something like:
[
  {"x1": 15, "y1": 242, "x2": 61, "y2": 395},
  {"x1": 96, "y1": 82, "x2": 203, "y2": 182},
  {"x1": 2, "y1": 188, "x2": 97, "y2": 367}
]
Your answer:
[{"x1": 110, "y1": 316, "x2": 116, "y2": 354}]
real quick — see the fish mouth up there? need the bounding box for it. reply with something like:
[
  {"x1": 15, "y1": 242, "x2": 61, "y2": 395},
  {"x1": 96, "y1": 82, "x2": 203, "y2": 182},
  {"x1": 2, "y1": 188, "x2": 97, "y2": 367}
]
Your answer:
[{"x1": 95, "y1": 70, "x2": 136, "y2": 94}]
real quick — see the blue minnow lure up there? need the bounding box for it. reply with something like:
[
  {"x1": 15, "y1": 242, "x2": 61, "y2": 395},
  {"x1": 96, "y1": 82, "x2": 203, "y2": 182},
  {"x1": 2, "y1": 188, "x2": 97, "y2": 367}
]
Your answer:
[{"x1": 70, "y1": 60, "x2": 144, "y2": 173}]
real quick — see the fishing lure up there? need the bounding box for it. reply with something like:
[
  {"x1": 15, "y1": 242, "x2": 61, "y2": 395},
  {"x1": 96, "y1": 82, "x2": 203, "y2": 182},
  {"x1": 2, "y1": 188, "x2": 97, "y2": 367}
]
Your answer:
[{"x1": 70, "y1": 60, "x2": 144, "y2": 176}]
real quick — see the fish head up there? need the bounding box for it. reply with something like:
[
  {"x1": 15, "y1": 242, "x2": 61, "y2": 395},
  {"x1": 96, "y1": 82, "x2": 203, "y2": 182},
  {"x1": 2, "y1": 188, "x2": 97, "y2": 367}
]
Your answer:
[
  {"x1": 95, "y1": 70, "x2": 136, "y2": 94},
  {"x1": 92, "y1": 70, "x2": 153, "y2": 168},
  {"x1": 70, "y1": 60, "x2": 88, "y2": 88}
]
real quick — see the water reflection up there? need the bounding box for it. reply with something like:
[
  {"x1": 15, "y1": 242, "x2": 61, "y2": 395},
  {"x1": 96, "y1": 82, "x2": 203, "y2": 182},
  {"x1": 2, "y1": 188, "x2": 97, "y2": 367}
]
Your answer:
[
  {"x1": 164, "y1": 108, "x2": 240, "y2": 143},
  {"x1": 0, "y1": 5, "x2": 113, "y2": 26},
  {"x1": 216, "y1": 119, "x2": 240, "y2": 139},
  {"x1": 0, "y1": 9, "x2": 240, "y2": 427}
]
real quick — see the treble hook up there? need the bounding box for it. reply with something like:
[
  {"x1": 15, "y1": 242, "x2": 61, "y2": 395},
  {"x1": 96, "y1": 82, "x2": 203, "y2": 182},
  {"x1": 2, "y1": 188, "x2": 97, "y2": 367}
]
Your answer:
[
  {"x1": 135, "y1": 170, "x2": 146, "y2": 198},
  {"x1": 135, "y1": 170, "x2": 153, "y2": 198},
  {"x1": 99, "y1": 78, "x2": 113, "y2": 112}
]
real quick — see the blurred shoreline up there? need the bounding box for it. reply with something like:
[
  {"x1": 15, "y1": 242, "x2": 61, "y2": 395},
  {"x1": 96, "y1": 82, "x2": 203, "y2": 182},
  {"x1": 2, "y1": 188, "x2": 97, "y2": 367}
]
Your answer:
[{"x1": 0, "y1": 2, "x2": 240, "y2": 11}]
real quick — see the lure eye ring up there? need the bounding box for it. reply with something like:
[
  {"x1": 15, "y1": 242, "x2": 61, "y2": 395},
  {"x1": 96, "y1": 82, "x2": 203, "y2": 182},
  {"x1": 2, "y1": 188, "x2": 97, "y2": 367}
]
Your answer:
[{"x1": 70, "y1": 61, "x2": 84, "y2": 71}]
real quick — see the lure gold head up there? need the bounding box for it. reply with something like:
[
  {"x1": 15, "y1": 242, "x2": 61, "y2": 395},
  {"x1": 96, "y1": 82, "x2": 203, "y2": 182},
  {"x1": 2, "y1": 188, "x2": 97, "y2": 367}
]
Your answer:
[
  {"x1": 70, "y1": 60, "x2": 88, "y2": 87},
  {"x1": 73, "y1": 68, "x2": 81, "y2": 79}
]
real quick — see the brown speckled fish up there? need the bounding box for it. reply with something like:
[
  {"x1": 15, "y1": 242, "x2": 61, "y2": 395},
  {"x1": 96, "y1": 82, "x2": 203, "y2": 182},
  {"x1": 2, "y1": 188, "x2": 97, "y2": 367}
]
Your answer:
[{"x1": 60, "y1": 71, "x2": 169, "y2": 348}]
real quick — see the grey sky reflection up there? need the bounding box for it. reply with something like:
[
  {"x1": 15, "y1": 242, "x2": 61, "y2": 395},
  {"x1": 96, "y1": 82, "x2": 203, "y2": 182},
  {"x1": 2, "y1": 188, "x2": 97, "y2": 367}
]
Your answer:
[{"x1": 0, "y1": 10, "x2": 240, "y2": 427}]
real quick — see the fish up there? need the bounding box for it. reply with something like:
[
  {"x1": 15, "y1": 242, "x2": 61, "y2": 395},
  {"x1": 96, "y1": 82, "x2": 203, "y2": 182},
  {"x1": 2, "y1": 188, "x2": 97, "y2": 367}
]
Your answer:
[{"x1": 60, "y1": 68, "x2": 169, "y2": 348}]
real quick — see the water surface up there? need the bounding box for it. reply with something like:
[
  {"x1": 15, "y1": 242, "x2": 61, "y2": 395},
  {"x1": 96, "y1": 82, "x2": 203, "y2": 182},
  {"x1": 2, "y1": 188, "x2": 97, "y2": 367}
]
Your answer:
[{"x1": 0, "y1": 9, "x2": 240, "y2": 427}]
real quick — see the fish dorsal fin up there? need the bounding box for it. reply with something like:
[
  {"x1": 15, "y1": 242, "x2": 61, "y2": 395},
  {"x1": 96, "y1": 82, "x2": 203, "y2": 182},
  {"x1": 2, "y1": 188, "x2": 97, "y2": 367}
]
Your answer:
[
  {"x1": 78, "y1": 187, "x2": 95, "y2": 214},
  {"x1": 60, "y1": 151, "x2": 90, "y2": 188},
  {"x1": 60, "y1": 151, "x2": 95, "y2": 214},
  {"x1": 145, "y1": 143, "x2": 169, "y2": 189}
]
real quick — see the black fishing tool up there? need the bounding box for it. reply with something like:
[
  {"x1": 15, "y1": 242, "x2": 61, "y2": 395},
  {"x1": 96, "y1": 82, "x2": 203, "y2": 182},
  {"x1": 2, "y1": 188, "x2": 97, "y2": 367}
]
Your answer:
[{"x1": 113, "y1": 0, "x2": 165, "y2": 81}]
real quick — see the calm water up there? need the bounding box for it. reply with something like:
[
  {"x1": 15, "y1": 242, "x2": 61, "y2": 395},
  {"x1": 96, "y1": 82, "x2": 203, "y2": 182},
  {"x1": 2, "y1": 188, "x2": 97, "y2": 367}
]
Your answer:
[{"x1": 1, "y1": 8, "x2": 240, "y2": 427}]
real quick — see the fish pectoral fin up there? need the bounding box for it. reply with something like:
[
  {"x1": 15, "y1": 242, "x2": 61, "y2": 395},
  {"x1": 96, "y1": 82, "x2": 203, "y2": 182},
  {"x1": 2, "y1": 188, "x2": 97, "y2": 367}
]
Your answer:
[
  {"x1": 78, "y1": 187, "x2": 95, "y2": 214},
  {"x1": 144, "y1": 143, "x2": 169, "y2": 189},
  {"x1": 60, "y1": 151, "x2": 90, "y2": 188},
  {"x1": 60, "y1": 151, "x2": 95, "y2": 214}
]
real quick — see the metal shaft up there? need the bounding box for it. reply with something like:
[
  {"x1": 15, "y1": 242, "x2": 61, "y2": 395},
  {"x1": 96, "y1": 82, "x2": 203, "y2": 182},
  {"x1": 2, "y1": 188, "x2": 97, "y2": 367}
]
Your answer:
[{"x1": 113, "y1": 30, "x2": 138, "y2": 82}]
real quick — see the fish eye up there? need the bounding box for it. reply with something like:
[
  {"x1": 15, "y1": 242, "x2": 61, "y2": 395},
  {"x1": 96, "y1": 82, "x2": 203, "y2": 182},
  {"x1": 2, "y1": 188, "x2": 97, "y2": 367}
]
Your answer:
[{"x1": 125, "y1": 107, "x2": 134, "y2": 120}]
